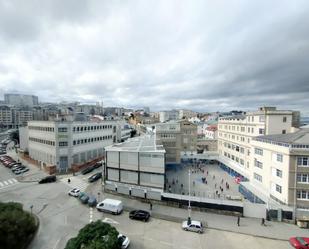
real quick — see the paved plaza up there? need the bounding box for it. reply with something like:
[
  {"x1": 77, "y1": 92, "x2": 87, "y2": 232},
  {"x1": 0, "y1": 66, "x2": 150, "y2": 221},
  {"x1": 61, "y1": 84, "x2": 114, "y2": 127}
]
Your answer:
[{"x1": 166, "y1": 161, "x2": 242, "y2": 200}]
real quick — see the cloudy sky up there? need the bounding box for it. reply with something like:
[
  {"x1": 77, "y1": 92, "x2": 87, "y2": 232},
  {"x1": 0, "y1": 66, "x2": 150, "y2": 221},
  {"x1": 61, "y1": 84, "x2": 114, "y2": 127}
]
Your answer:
[{"x1": 0, "y1": 0, "x2": 309, "y2": 114}]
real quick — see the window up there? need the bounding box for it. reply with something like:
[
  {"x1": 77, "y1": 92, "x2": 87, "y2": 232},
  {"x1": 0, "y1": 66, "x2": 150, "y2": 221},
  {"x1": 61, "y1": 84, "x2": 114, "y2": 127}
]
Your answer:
[
  {"x1": 259, "y1": 128, "x2": 264, "y2": 135},
  {"x1": 73, "y1": 141, "x2": 76, "y2": 145},
  {"x1": 59, "y1": 141, "x2": 68, "y2": 147},
  {"x1": 283, "y1": 117, "x2": 287, "y2": 122},
  {"x1": 254, "y1": 148, "x2": 263, "y2": 156},
  {"x1": 282, "y1": 130, "x2": 286, "y2": 134},
  {"x1": 254, "y1": 159, "x2": 263, "y2": 169},
  {"x1": 276, "y1": 184, "x2": 282, "y2": 193},
  {"x1": 297, "y1": 157, "x2": 309, "y2": 166},
  {"x1": 259, "y1": 116, "x2": 265, "y2": 122},
  {"x1": 240, "y1": 147, "x2": 244, "y2": 154},
  {"x1": 254, "y1": 173, "x2": 262, "y2": 182},
  {"x1": 297, "y1": 173, "x2": 309, "y2": 183},
  {"x1": 58, "y1": 127, "x2": 67, "y2": 132},
  {"x1": 276, "y1": 169, "x2": 282, "y2": 178},
  {"x1": 297, "y1": 190, "x2": 309, "y2": 200},
  {"x1": 276, "y1": 154, "x2": 283, "y2": 162}
]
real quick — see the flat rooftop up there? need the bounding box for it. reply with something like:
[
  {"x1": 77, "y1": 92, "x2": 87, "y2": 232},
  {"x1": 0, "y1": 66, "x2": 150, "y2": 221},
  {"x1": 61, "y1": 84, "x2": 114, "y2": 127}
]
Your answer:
[
  {"x1": 105, "y1": 135, "x2": 165, "y2": 153},
  {"x1": 255, "y1": 128, "x2": 309, "y2": 144}
]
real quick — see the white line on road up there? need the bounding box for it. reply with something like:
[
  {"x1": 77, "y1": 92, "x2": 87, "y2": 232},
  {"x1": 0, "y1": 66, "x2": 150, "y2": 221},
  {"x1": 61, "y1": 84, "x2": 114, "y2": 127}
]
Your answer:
[
  {"x1": 12, "y1": 178, "x2": 17, "y2": 183},
  {"x1": 0, "y1": 182, "x2": 4, "y2": 187},
  {"x1": 3, "y1": 181, "x2": 8, "y2": 185},
  {"x1": 52, "y1": 238, "x2": 61, "y2": 249},
  {"x1": 7, "y1": 179, "x2": 13, "y2": 184}
]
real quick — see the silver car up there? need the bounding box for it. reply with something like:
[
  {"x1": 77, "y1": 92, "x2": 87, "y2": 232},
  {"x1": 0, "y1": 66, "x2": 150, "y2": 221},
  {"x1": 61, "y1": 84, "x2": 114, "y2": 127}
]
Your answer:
[{"x1": 182, "y1": 220, "x2": 203, "y2": 233}]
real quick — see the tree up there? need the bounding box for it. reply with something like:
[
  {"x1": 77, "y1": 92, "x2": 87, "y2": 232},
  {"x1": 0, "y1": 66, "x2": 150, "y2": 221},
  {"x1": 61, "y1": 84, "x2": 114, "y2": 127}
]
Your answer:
[
  {"x1": 0, "y1": 202, "x2": 37, "y2": 249},
  {"x1": 65, "y1": 220, "x2": 121, "y2": 249}
]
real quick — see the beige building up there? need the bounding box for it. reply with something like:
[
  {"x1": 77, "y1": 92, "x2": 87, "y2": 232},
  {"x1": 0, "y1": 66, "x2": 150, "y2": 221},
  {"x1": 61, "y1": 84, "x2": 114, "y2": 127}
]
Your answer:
[
  {"x1": 218, "y1": 107, "x2": 299, "y2": 179},
  {"x1": 251, "y1": 129, "x2": 309, "y2": 218},
  {"x1": 156, "y1": 120, "x2": 197, "y2": 164}
]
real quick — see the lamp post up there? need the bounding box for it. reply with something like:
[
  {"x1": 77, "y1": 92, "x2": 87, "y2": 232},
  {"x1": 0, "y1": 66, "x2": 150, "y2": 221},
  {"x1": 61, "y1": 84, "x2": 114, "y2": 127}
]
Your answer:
[
  {"x1": 188, "y1": 169, "x2": 191, "y2": 224},
  {"x1": 97, "y1": 192, "x2": 101, "y2": 203},
  {"x1": 30, "y1": 205, "x2": 33, "y2": 215}
]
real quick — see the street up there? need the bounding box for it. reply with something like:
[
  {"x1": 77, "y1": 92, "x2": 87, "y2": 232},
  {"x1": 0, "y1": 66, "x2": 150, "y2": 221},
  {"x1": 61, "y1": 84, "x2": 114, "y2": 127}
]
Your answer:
[{"x1": 0, "y1": 162, "x2": 292, "y2": 249}]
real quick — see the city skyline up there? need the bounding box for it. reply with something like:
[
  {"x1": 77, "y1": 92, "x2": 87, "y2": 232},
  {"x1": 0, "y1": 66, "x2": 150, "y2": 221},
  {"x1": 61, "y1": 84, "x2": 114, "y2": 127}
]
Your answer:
[{"x1": 0, "y1": 1, "x2": 309, "y2": 114}]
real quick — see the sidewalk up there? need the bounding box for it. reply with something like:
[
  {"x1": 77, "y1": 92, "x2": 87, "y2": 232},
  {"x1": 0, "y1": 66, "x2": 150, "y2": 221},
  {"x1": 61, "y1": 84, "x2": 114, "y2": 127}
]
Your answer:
[{"x1": 104, "y1": 192, "x2": 309, "y2": 241}]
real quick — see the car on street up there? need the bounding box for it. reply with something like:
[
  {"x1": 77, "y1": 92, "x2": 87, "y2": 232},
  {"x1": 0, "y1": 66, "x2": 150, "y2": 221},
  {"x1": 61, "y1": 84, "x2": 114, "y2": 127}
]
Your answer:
[
  {"x1": 129, "y1": 210, "x2": 150, "y2": 222},
  {"x1": 182, "y1": 220, "x2": 203, "y2": 233},
  {"x1": 289, "y1": 237, "x2": 309, "y2": 249},
  {"x1": 80, "y1": 193, "x2": 90, "y2": 204},
  {"x1": 68, "y1": 188, "x2": 81, "y2": 197},
  {"x1": 96, "y1": 199, "x2": 123, "y2": 214},
  {"x1": 38, "y1": 175, "x2": 57, "y2": 184},
  {"x1": 118, "y1": 234, "x2": 130, "y2": 249},
  {"x1": 81, "y1": 166, "x2": 95, "y2": 175},
  {"x1": 88, "y1": 172, "x2": 102, "y2": 183},
  {"x1": 87, "y1": 195, "x2": 97, "y2": 207},
  {"x1": 14, "y1": 168, "x2": 29, "y2": 175},
  {"x1": 93, "y1": 162, "x2": 102, "y2": 169}
]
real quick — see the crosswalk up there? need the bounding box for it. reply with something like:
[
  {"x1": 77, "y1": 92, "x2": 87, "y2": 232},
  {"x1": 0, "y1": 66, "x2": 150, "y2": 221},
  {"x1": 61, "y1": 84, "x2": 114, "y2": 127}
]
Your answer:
[
  {"x1": 0, "y1": 178, "x2": 19, "y2": 190},
  {"x1": 60, "y1": 176, "x2": 89, "y2": 192}
]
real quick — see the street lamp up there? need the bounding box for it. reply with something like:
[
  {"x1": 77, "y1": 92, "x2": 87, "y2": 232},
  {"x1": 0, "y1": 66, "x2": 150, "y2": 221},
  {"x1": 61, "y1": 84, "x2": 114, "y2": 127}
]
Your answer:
[
  {"x1": 30, "y1": 205, "x2": 33, "y2": 215},
  {"x1": 188, "y1": 169, "x2": 191, "y2": 224},
  {"x1": 97, "y1": 192, "x2": 101, "y2": 202}
]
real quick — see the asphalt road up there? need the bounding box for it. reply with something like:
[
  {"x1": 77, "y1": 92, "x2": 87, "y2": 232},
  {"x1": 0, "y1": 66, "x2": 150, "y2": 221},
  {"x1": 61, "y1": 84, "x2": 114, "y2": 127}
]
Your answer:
[{"x1": 0, "y1": 164, "x2": 292, "y2": 249}]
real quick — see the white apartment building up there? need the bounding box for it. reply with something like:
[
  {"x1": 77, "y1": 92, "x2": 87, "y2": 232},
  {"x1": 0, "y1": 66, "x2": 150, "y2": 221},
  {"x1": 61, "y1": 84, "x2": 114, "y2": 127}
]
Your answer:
[
  {"x1": 159, "y1": 110, "x2": 179, "y2": 122},
  {"x1": 250, "y1": 129, "x2": 309, "y2": 218},
  {"x1": 217, "y1": 107, "x2": 299, "y2": 179},
  {"x1": 178, "y1": 109, "x2": 197, "y2": 119},
  {"x1": 22, "y1": 119, "x2": 117, "y2": 172},
  {"x1": 104, "y1": 135, "x2": 165, "y2": 194}
]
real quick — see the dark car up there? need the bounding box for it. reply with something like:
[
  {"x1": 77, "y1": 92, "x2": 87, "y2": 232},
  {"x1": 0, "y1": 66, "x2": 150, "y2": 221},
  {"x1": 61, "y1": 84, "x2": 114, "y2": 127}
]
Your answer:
[
  {"x1": 129, "y1": 210, "x2": 150, "y2": 222},
  {"x1": 88, "y1": 172, "x2": 102, "y2": 183},
  {"x1": 93, "y1": 162, "x2": 102, "y2": 169},
  {"x1": 38, "y1": 175, "x2": 56, "y2": 184},
  {"x1": 80, "y1": 193, "x2": 90, "y2": 204},
  {"x1": 81, "y1": 166, "x2": 95, "y2": 175},
  {"x1": 88, "y1": 196, "x2": 97, "y2": 207}
]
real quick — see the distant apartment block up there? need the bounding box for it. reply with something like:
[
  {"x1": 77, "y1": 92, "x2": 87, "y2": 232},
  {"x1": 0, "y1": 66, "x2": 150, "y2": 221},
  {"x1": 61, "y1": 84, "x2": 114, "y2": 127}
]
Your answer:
[
  {"x1": 0, "y1": 105, "x2": 33, "y2": 128},
  {"x1": 20, "y1": 119, "x2": 117, "y2": 173},
  {"x1": 156, "y1": 120, "x2": 197, "y2": 164},
  {"x1": 159, "y1": 110, "x2": 179, "y2": 122},
  {"x1": 104, "y1": 135, "x2": 165, "y2": 195},
  {"x1": 4, "y1": 93, "x2": 38, "y2": 107}
]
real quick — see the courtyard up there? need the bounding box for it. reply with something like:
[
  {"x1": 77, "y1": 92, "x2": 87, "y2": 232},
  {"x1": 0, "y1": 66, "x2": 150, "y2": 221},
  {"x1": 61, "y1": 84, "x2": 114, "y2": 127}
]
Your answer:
[{"x1": 165, "y1": 160, "x2": 242, "y2": 200}]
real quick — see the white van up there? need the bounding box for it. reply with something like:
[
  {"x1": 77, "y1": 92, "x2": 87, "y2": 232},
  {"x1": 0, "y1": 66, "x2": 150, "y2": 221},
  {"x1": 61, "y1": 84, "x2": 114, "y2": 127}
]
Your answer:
[{"x1": 96, "y1": 198, "x2": 123, "y2": 215}]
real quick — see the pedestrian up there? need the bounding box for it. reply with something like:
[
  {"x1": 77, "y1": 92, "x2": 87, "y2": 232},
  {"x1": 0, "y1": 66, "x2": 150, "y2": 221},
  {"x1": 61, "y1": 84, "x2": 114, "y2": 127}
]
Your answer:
[
  {"x1": 213, "y1": 175, "x2": 215, "y2": 180},
  {"x1": 205, "y1": 180, "x2": 207, "y2": 184},
  {"x1": 68, "y1": 178, "x2": 71, "y2": 184},
  {"x1": 221, "y1": 179, "x2": 224, "y2": 184},
  {"x1": 150, "y1": 202, "x2": 153, "y2": 210},
  {"x1": 215, "y1": 183, "x2": 217, "y2": 188},
  {"x1": 261, "y1": 218, "x2": 265, "y2": 226},
  {"x1": 193, "y1": 181, "x2": 195, "y2": 186},
  {"x1": 237, "y1": 216, "x2": 240, "y2": 226}
]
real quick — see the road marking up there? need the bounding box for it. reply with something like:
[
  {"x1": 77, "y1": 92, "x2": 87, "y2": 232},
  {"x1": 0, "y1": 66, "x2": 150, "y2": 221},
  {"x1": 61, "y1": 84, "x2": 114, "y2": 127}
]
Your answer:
[
  {"x1": 102, "y1": 218, "x2": 119, "y2": 225},
  {"x1": 7, "y1": 179, "x2": 13, "y2": 184},
  {"x1": 0, "y1": 182, "x2": 3, "y2": 187},
  {"x1": 12, "y1": 178, "x2": 17, "y2": 183},
  {"x1": 52, "y1": 238, "x2": 61, "y2": 249},
  {"x1": 3, "y1": 181, "x2": 8, "y2": 185}
]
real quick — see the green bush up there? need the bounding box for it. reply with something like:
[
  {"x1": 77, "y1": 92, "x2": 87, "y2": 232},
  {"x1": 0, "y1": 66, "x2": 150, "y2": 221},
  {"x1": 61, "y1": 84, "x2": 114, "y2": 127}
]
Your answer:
[
  {"x1": 0, "y1": 202, "x2": 36, "y2": 249},
  {"x1": 65, "y1": 220, "x2": 121, "y2": 249}
]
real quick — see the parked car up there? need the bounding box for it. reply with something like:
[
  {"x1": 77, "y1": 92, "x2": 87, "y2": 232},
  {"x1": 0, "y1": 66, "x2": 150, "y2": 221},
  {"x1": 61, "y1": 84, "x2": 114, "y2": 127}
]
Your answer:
[
  {"x1": 182, "y1": 220, "x2": 203, "y2": 233},
  {"x1": 289, "y1": 237, "x2": 309, "y2": 249},
  {"x1": 68, "y1": 188, "x2": 81, "y2": 197},
  {"x1": 93, "y1": 162, "x2": 102, "y2": 169},
  {"x1": 96, "y1": 199, "x2": 123, "y2": 214},
  {"x1": 80, "y1": 193, "x2": 90, "y2": 204},
  {"x1": 78, "y1": 192, "x2": 86, "y2": 199},
  {"x1": 14, "y1": 168, "x2": 29, "y2": 175},
  {"x1": 12, "y1": 166, "x2": 26, "y2": 173},
  {"x1": 81, "y1": 166, "x2": 95, "y2": 175},
  {"x1": 88, "y1": 172, "x2": 102, "y2": 183},
  {"x1": 118, "y1": 234, "x2": 130, "y2": 249},
  {"x1": 129, "y1": 210, "x2": 150, "y2": 222},
  {"x1": 38, "y1": 175, "x2": 56, "y2": 184},
  {"x1": 87, "y1": 195, "x2": 97, "y2": 207}
]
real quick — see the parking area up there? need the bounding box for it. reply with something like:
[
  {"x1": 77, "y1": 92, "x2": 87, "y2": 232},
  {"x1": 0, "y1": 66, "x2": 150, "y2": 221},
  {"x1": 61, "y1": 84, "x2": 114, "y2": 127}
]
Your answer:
[{"x1": 165, "y1": 160, "x2": 241, "y2": 199}]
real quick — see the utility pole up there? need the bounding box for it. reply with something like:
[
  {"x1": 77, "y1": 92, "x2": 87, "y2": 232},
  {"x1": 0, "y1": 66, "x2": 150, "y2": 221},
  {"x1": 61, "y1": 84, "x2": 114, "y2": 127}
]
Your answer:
[{"x1": 188, "y1": 169, "x2": 191, "y2": 224}]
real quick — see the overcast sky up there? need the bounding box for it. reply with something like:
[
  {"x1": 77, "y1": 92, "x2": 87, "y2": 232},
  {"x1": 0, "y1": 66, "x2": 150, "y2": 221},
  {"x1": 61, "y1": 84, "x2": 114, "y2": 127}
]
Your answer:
[{"x1": 0, "y1": 0, "x2": 309, "y2": 115}]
